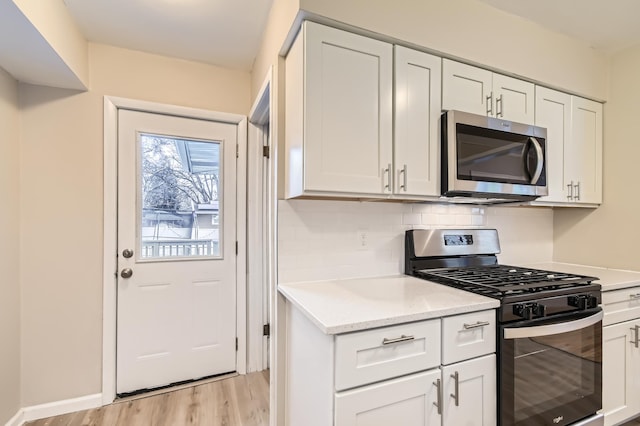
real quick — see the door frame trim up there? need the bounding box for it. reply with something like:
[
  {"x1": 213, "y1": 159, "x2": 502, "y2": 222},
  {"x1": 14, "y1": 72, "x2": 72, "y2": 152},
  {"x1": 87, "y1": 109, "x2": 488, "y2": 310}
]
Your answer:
[{"x1": 102, "y1": 96, "x2": 248, "y2": 404}]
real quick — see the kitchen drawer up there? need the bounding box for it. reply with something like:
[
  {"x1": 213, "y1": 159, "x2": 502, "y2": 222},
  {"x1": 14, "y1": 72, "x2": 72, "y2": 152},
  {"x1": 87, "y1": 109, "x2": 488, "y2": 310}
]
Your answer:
[
  {"x1": 334, "y1": 319, "x2": 441, "y2": 391},
  {"x1": 602, "y1": 286, "x2": 640, "y2": 326},
  {"x1": 442, "y1": 309, "x2": 496, "y2": 365}
]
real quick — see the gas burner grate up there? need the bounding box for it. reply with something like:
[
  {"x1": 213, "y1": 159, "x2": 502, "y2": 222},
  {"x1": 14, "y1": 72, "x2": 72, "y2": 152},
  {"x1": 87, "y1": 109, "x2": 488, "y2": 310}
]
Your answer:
[{"x1": 416, "y1": 264, "x2": 597, "y2": 298}]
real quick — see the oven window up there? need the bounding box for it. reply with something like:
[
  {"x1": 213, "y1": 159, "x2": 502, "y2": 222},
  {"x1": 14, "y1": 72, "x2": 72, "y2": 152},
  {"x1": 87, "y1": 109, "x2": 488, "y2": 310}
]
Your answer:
[
  {"x1": 456, "y1": 123, "x2": 546, "y2": 186},
  {"x1": 501, "y1": 315, "x2": 602, "y2": 425}
]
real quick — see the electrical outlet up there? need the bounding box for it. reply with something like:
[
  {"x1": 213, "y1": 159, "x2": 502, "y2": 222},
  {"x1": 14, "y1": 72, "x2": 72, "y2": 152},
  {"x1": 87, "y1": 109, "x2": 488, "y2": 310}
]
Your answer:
[{"x1": 356, "y1": 230, "x2": 368, "y2": 249}]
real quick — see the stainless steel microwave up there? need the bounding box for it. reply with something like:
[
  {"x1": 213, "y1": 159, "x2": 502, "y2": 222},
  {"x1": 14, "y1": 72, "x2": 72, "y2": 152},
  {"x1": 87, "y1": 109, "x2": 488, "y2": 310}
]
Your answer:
[{"x1": 441, "y1": 110, "x2": 548, "y2": 202}]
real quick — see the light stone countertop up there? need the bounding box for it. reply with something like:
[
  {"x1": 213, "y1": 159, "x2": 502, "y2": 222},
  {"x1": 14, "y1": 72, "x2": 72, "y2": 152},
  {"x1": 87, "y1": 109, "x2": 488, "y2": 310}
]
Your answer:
[
  {"x1": 522, "y1": 262, "x2": 640, "y2": 292},
  {"x1": 278, "y1": 275, "x2": 499, "y2": 335}
]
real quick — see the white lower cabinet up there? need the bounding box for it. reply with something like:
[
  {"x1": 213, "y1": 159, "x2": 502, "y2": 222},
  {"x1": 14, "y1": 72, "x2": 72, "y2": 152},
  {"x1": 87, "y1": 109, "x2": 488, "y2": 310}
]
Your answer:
[
  {"x1": 335, "y1": 370, "x2": 441, "y2": 426},
  {"x1": 285, "y1": 303, "x2": 496, "y2": 426},
  {"x1": 602, "y1": 318, "x2": 640, "y2": 426},
  {"x1": 441, "y1": 355, "x2": 497, "y2": 426},
  {"x1": 334, "y1": 355, "x2": 496, "y2": 426},
  {"x1": 602, "y1": 285, "x2": 640, "y2": 426}
]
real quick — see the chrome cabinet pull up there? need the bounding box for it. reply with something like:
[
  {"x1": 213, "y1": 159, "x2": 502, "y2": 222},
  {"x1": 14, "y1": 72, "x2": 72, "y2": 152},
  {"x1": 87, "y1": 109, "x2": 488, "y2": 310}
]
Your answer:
[
  {"x1": 382, "y1": 334, "x2": 415, "y2": 345},
  {"x1": 630, "y1": 325, "x2": 640, "y2": 348},
  {"x1": 496, "y1": 94, "x2": 503, "y2": 117},
  {"x1": 486, "y1": 93, "x2": 493, "y2": 115},
  {"x1": 433, "y1": 379, "x2": 442, "y2": 415},
  {"x1": 567, "y1": 181, "x2": 574, "y2": 201},
  {"x1": 399, "y1": 164, "x2": 408, "y2": 192},
  {"x1": 450, "y1": 371, "x2": 460, "y2": 406},
  {"x1": 574, "y1": 182, "x2": 581, "y2": 201},
  {"x1": 463, "y1": 321, "x2": 490, "y2": 330},
  {"x1": 629, "y1": 294, "x2": 640, "y2": 300},
  {"x1": 383, "y1": 164, "x2": 391, "y2": 192}
]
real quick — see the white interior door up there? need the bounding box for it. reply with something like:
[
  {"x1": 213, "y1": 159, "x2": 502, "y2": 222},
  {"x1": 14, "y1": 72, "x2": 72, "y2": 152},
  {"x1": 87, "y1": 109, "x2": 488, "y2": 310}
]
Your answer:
[{"x1": 116, "y1": 109, "x2": 238, "y2": 394}]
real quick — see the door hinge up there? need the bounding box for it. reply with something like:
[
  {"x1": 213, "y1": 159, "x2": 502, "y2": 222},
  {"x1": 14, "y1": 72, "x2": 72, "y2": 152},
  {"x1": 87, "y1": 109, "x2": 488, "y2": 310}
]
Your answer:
[
  {"x1": 236, "y1": 337, "x2": 239, "y2": 351},
  {"x1": 235, "y1": 241, "x2": 238, "y2": 255},
  {"x1": 263, "y1": 145, "x2": 270, "y2": 159},
  {"x1": 236, "y1": 143, "x2": 239, "y2": 158},
  {"x1": 263, "y1": 324, "x2": 270, "y2": 337}
]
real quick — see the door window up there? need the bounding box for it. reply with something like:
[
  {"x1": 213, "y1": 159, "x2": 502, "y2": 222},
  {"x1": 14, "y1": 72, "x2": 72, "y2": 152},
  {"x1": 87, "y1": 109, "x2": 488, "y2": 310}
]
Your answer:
[{"x1": 139, "y1": 133, "x2": 222, "y2": 259}]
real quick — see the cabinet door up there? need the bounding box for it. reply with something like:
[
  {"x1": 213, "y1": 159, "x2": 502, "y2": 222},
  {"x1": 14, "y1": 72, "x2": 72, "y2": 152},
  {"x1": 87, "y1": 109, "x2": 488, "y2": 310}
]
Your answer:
[
  {"x1": 335, "y1": 370, "x2": 441, "y2": 426},
  {"x1": 303, "y1": 21, "x2": 393, "y2": 195},
  {"x1": 570, "y1": 97, "x2": 603, "y2": 204},
  {"x1": 442, "y1": 59, "x2": 492, "y2": 116},
  {"x1": 492, "y1": 73, "x2": 535, "y2": 125},
  {"x1": 603, "y1": 320, "x2": 640, "y2": 426},
  {"x1": 441, "y1": 354, "x2": 496, "y2": 426},
  {"x1": 534, "y1": 87, "x2": 572, "y2": 203},
  {"x1": 394, "y1": 46, "x2": 441, "y2": 197}
]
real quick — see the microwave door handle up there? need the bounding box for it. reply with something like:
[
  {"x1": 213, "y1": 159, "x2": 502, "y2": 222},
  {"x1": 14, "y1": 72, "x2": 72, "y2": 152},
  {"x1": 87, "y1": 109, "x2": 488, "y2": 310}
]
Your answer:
[
  {"x1": 504, "y1": 310, "x2": 603, "y2": 339},
  {"x1": 528, "y1": 137, "x2": 544, "y2": 184}
]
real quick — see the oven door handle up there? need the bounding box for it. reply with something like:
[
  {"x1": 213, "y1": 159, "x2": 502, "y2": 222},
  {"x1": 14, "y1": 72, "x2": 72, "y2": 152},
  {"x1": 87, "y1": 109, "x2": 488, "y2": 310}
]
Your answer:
[{"x1": 503, "y1": 310, "x2": 603, "y2": 339}]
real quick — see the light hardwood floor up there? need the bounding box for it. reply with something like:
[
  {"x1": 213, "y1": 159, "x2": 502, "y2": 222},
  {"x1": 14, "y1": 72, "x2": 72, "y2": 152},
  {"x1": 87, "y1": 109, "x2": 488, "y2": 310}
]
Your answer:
[{"x1": 26, "y1": 371, "x2": 269, "y2": 426}]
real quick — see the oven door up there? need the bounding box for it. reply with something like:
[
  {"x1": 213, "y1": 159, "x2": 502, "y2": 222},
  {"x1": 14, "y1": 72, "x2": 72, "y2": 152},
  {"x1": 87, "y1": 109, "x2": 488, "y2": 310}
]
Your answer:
[{"x1": 499, "y1": 309, "x2": 602, "y2": 426}]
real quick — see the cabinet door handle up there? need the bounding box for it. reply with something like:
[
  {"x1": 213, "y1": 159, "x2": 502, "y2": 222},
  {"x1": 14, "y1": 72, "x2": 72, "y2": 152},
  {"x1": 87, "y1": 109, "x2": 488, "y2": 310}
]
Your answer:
[
  {"x1": 383, "y1": 164, "x2": 391, "y2": 192},
  {"x1": 486, "y1": 93, "x2": 493, "y2": 116},
  {"x1": 631, "y1": 325, "x2": 640, "y2": 348},
  {"x1": 381, "y1": 334, "x2": 415, "y2": 345},
  {"x1": 574, "y1": 182, "x2": 581, "y2": 201},
  {"x1": 629, "y1": 294, "x2": 640, "y2": 300},
  {"x1": 463, "y1": 321, "x2": 490, "y2": 330},
  {"x1": 567, "y1": 181, "x2": 574, "y2": 201},
  {"x1": 496, "y1": 94, "x2": 503, "y2": 117},
  {"x1": 450, "y1": 371, "x2": 460, "y2": 406},
  {"x1": 399, "y1": 164, "x2": 408, "y2": 192},
  {"x1": 433, "y1": 378, "x2": 442, "y2": 415}
]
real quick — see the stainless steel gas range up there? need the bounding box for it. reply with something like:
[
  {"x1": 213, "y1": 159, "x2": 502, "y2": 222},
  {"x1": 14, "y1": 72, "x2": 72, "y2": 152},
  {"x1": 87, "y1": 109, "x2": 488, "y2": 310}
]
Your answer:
[{"x1": 405, "y1": 228, "x2": 604, "y2": 426}]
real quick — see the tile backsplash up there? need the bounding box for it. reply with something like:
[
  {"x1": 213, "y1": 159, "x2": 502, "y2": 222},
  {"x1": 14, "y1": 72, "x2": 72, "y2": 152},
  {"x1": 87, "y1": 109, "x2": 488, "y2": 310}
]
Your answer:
[{"x1": 277, "y1": 199, "x2": 553, "y2": 283}]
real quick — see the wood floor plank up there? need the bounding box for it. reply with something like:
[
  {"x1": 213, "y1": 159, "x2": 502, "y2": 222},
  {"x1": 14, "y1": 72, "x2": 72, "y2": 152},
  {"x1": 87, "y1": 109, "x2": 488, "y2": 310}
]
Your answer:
[{"x1": 24, "y1": 371, "x2": 269, "y2": 426}]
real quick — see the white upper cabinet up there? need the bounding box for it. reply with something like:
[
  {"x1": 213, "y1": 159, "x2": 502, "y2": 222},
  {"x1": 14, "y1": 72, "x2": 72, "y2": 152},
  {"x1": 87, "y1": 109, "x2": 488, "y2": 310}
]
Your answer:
[
  {"x1": 285, "y1": 22, "x2": 442, "y2": 199},
  {"x1": 534, "y1": 87, "x2": 571, "y2": 203},
  {"x1": 285, "y1": 21, "x2": 393, "y2": 198},
  {"x1": 570, "y1": 97, "x2": 603, "y2": 204},
  {"x1": 442, "y1": 59, "x2": 492, "y2": 116},
  {"x1": 394, "y1": 46, "x2": 442, "y2": 197},
  {"x1": 443, "y1": 59, "x2": 535, "y2": 125},
  {"x1": 534, "y1": 87, "x2": 603, "y2": 206}
]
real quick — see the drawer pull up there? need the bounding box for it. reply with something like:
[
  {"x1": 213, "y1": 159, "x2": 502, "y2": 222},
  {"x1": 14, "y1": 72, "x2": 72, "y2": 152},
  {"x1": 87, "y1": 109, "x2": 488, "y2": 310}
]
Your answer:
[
  {"x1": 631, "y1": 325, "x2": 640, "y2": 348},
  {"x1": 629, "y1": 294, "x2": 640, "y2": 300},
  {"x1": 463, "y1": 321, "x2": 490, "y2": 330},
  {"x1": 381, "y1": 334, "x2": 415, "y2": 345},
  {"x1": 450, "y1": 371, "x2": 460, "y2": 406},
  {"x1": 433, "y1": 379, "x2": 442, "y2": 415}
]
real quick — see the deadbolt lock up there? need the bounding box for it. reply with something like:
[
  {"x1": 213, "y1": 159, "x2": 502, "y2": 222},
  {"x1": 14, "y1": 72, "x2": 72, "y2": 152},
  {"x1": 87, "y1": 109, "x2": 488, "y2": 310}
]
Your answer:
[{"x1": 122, "y1": 249, "x2": 134, "y2": 258}]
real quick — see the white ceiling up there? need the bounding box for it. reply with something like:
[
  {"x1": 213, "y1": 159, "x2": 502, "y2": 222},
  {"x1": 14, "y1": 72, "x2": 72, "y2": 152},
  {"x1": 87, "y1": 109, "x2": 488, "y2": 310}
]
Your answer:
[
  {"x1": 61, "y1": 0, "x2": 640, "y2": 75},
  {"x1": 63, "y1": 0, "x2": 274, "y2": 71},
  {"x1": 477, "y1": 0, "x2": 640, "y2": 53}
]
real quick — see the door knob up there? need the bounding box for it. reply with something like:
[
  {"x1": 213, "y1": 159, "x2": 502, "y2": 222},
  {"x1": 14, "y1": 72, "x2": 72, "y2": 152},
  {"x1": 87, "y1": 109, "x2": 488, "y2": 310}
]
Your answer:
[
  {"x1": 120, "y1": 268, "x2": 133, "y2": 279},
  {"x1": 122, "y1": 249, "x2": 134, "y2": 258}
]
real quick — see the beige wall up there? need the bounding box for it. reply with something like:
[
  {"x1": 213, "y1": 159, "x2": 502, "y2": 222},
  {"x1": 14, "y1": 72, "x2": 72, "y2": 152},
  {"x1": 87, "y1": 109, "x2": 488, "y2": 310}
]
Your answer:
[
  {"x1": 19, "y1": 43, "x2": 250, "y2": 406},
  {"x1": 0, "y1": 67, "x2": 21, "y2": 423},
  {"x1": 300, "y1": 0, "x2": 609, "y2": 100},
  {"x1": 554, "y1": 44, "x2": 640, "y2": 270},
  {"x1": 251, "y1": 0, "x2": 298, "y2": 99},
  {"x1": 13, "y1": 0, "x2": 89, "y2": 87}
]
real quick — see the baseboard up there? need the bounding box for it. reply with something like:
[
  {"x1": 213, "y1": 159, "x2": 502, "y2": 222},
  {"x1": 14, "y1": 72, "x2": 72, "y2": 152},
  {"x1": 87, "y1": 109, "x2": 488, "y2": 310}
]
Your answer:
[
  {"x1": 21, "y1": 393, "x2": 102, "y2": 423},
  {"x1": 4, "y1": 409, "x2": 24, "y2": 426}
]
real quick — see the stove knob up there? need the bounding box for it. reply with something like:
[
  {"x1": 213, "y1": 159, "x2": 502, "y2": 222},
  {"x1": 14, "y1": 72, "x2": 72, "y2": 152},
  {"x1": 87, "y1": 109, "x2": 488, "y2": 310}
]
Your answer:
[
  {"x1": 587, "y1": 295, "x2": 599, "y2": 309},
  {"x1": 569, "y1": 295, "x2": 589, "y2": 310},
  {"x1": 514, "y1": 303, "x2": 535, "y2": 320},
  {"x1": 533, "y1": 304, "x2": 547, "y2": 318}
]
